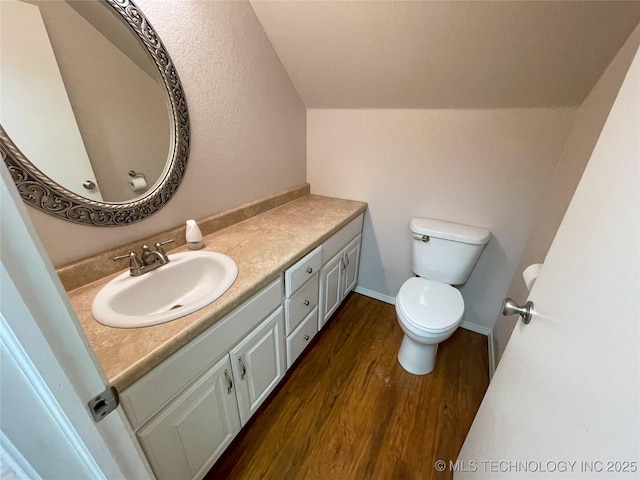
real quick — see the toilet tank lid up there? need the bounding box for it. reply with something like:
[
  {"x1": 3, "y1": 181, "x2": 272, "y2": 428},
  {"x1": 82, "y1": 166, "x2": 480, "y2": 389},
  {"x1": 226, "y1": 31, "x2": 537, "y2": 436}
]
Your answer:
[{"x1": 410, "y1": 218, "x2": 490, "y2": 245}]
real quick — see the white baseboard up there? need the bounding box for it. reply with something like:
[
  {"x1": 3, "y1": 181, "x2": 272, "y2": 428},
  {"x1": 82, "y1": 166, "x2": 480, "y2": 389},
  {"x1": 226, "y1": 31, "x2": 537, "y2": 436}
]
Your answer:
[
  {"x1": 459, "y1": 320, "x2": 490, "y2": 336},
  {"x1": 459, "y1": 321, "x2": 495, "y2": 379},
  {"x1": 487, "y1": 330, "x2": 496, "y2": 379},
  {"x1": 353, "y1": 286, "x2": 396, "y2": 305},
  {"x1": 355, "y1": 286, "x2": 497, "y2": 378}
]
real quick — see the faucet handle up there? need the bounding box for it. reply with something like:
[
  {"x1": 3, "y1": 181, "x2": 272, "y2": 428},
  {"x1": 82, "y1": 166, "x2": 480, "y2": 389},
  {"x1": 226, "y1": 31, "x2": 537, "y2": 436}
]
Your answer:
[
  {"x1": 154, "y1": 238, "x2": 174, "y2": 256},
  {"x1": 113, "y1": 251, "x2": 142, "y2": 271},
  {"x1": 114, "y1": 251, "x2": 135, "y2": 261}
]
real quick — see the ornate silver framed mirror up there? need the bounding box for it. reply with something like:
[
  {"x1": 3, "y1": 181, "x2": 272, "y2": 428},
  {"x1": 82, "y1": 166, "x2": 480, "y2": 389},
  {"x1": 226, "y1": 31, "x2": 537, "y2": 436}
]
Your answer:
[{"x1": 0, "y1": 0, "x2": 189, "y2": 226}]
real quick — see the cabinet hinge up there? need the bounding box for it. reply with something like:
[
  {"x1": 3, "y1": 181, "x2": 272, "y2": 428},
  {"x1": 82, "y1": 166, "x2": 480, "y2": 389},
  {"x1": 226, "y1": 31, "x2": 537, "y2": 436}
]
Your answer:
[{"x1": 88, "y1": 386, "x2": 119, "y2": 422}]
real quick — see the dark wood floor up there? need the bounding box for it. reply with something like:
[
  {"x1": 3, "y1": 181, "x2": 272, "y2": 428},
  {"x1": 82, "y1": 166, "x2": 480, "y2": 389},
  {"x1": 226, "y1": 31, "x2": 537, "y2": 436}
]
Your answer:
[{"x1": 206, "y1": 293, "x2": 489, "y2": 480}]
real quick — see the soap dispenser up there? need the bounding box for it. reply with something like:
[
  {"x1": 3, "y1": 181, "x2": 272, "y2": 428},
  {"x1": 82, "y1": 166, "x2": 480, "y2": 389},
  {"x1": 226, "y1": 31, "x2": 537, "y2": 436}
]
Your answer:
[{"x1": 185, "y1": 219, "x2": 203, "y2": 250}]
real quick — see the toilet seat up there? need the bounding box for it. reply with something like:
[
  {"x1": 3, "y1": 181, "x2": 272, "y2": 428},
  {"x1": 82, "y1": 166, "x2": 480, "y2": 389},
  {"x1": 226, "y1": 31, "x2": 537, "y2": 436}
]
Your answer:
[{"x1": 396, "y1": 277, "x2": 464, "y2": 333}]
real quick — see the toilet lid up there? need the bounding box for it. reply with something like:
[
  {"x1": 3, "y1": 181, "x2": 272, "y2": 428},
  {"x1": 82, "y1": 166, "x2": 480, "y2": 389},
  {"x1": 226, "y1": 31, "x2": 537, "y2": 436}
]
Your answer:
[{"x1": 397, "y1": 277, "x2": 464, "y2": 332}]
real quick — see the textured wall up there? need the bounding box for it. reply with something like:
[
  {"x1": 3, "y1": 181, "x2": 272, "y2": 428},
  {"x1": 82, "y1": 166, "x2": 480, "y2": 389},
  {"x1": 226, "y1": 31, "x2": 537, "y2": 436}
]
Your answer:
[
  {"x1": 251, "y1": 1, "x2": 640, "y2": 108},
  {"x1": 492, "y1": 24, "x2": 640, "y2": 363},
  {"x1": 25, "y1": 0, "x2": 306, "y2": 266},
  {"x1": 307, "y1": 108, "x2": 576, "y2": 331}
]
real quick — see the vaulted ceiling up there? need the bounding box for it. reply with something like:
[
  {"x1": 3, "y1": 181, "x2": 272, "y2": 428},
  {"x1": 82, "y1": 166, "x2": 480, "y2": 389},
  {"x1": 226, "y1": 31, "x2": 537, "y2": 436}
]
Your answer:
[{"x1": 250, "y1": 1, "x2": 640, "y2": 108}]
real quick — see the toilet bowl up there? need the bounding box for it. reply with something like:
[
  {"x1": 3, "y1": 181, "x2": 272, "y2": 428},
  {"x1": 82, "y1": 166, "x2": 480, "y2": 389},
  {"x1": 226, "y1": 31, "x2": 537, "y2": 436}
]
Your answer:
[
  {"x1": 396, "y1": 217, "x2": 490, "y2": 375},
  {"x1": 396, "y1": 277, "x2": 464, "y2": 374}
]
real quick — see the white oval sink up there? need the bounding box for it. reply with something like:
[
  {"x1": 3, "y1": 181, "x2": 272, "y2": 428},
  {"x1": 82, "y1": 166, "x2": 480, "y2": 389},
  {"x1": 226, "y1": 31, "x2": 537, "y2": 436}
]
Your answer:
[{"x1": 91, "y1": 251, "x2": 238, "y2": 328}]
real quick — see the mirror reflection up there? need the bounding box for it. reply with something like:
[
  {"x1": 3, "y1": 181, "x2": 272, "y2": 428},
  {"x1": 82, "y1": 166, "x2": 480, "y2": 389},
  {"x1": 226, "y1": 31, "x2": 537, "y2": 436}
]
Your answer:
[{"x1": 1, "y1": 0, "x2": 170, "y2": 202}]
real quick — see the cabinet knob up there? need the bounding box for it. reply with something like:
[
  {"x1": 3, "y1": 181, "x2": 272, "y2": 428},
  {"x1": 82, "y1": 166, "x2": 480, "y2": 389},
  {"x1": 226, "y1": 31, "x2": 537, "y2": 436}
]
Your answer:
[
  {"x1": 238, "y1": 357, "x2": 247, "y2": 380},
  {"x1": 306, "y1": 267, "x2": 313, "y2": 274},
  {"x1": 224, "y1": 369, "x2": 233, "y2": 394},
  {"x1": 340, "y1": 256, "x2": 350, "y2": 271},
  {"x1": 304, "y1": 299, "x2": 310, "y2": 306},
  {"x1": 304, "y1": 335, "x2": 310, "y2": 341}
]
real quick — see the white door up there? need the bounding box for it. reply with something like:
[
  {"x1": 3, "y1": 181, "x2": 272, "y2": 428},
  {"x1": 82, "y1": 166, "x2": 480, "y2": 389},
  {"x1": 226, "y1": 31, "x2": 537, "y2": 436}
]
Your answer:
[
  {"x1": 456, "y1": 46, "x2": 640, "y2": 478},
  {"x1": 0, "y1": 165, "x2": 151, "y2": 478}
]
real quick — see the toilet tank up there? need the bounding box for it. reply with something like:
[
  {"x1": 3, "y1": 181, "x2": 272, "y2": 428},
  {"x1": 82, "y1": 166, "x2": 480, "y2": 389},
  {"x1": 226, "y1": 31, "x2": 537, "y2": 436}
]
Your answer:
[{"x1": 410, "y1": 218, "x2": 490, "y2": 285}]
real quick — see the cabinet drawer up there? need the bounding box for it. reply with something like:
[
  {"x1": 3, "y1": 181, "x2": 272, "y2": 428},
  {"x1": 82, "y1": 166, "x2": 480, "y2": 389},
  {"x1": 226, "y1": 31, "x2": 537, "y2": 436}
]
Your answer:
[
  {"x1": 284, "y1": 246, "x2": 321, "y2": 296},
  {"x1": 120, "y1": 278, "x2": 282, "y2": 430},
  {"x1": 321, "y1": 214, "x2": 364, "y2": 264},
  {"x1": 286, "y1": 308, "x2": 318, "y2": 368},
  {"x1": 285, "y1": 274, "x2": 319, "y2": 334}
]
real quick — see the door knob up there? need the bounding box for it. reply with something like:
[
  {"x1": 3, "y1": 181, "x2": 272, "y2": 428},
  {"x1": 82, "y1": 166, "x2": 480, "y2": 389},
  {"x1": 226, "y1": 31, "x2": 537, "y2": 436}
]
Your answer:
[{"x1": 502, "y1": 297, "x2": 534, "y2": 324}]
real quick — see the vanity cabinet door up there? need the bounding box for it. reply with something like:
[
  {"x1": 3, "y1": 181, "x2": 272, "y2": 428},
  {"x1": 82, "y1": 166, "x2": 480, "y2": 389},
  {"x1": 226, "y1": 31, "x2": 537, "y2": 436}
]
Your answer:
[
  {"x1": 341, "y1": 234, "x2": 361, "y2": 298},
  {"x1": 137, "y1": 356, "x2": 241, "y2": 480},
  {"x1": 319, "y1": 251, "x2": 343, "y2": 330},
  {"x1": 230, "y1": 307, "x2": 285, "y2": 425},
  {"x1": 319, "y1": 233, "x2": 362, "y2": 330}
]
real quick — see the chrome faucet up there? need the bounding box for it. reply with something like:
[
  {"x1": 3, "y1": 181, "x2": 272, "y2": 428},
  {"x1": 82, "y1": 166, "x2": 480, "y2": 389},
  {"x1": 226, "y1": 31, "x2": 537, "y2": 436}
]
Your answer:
[{"x1": 114, "y1": 239, "x2": 174, "y2": 276}]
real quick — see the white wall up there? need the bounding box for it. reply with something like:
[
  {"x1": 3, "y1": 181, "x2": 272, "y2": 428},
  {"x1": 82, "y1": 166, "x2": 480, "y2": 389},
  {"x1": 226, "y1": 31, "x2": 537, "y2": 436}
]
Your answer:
[
  {"x1": 250, "y1": 1, "x2": 640, "y2": 109},
  {"x1": 25, "y1": 0, "x2": 306, "y2": 266},
  {"x1": 308, "y1": 108, "x2": 575, "y2": 331},
  {"x1": 492, "y1": 24, "x2": 640, "y2": 362}
]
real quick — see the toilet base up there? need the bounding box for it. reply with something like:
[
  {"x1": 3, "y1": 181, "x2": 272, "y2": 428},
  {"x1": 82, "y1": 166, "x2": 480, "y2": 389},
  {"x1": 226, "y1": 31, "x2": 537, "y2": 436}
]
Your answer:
[{"x1": 397, "y1": 335, "x2": 438, "y2": 375}]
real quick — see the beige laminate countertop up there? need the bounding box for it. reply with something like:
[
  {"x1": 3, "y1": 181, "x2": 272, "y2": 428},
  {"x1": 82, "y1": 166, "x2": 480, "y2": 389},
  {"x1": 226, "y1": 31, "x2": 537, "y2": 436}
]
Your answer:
[{"x1": 68, "y1": 195, "x2": 367, "y2": 392}]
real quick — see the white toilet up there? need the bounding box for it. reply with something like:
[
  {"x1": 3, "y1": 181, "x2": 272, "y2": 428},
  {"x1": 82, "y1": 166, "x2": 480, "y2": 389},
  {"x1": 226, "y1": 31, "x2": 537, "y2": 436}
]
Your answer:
[{"x1": 396, "y1": 218, "x2": 490, "y2": 375}]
